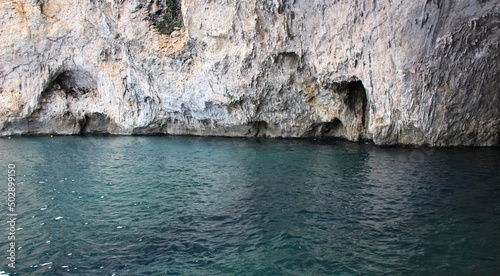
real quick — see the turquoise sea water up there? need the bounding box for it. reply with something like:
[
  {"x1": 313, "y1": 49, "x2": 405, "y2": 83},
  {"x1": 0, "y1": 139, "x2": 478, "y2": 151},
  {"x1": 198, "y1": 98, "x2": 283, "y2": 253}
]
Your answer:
[{"x1": 0, "y1": 136, "x2": 499, "y2": 275}]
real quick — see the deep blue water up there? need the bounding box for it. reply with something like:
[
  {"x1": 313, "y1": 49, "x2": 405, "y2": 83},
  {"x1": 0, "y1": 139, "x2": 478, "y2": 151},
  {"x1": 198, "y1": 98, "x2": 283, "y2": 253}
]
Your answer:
[{"x1": 0, "y1": 136, "x2": 499, "y2": 275}]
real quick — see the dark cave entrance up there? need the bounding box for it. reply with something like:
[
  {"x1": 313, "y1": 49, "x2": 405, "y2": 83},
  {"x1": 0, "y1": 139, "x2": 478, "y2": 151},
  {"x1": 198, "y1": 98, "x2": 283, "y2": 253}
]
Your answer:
[
  {"x1": 346, "y1": 80, "x2": 368, "y2": 128},
  {"x1": 27, "y1": 69, "x2": 110, "y2": 134},
  {"x1": 305, "y1": 79, "x2": 369, "y2": 141}
]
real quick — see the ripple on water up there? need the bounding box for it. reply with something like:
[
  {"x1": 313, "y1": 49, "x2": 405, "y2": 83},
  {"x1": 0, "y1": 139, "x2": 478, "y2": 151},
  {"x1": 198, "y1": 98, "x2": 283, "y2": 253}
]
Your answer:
[{"x1": 0, "y1": 137, "x2": 499, "y2": 275}]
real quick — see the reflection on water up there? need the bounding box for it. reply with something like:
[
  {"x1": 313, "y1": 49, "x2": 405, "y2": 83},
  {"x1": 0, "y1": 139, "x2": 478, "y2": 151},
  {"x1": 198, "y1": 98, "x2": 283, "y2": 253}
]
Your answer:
[{"x1": 0, "y1": 136, "x2": 499, "y2": 275}]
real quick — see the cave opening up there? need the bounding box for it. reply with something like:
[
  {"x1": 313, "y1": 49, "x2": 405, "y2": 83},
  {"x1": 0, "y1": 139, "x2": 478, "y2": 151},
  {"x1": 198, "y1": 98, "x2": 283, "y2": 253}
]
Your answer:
[
  {"x1": 346, "y1": 80, "x2": 368, "y2": 127},
  {"x1": 81, "y1": 113, "x2": 111, "y2": 135},
  {"x1": 26, "y1": 69, "x2": 102, "y2": 134},
  {"x1": 306, "y1": 79, "x2": 369, "y2": 141},
  {"x1": 47, "y1": 70, "x2": 98, "y2": 96},
  {"x1": 249, "y1": 121, "x2": 268, "y2": 138}
]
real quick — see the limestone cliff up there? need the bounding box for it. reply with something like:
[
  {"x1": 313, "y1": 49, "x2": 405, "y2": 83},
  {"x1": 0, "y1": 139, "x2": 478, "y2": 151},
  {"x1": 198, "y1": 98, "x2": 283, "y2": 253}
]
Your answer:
[{"x1": 0, "y1": 0, "x2": 498, "y2": 146}]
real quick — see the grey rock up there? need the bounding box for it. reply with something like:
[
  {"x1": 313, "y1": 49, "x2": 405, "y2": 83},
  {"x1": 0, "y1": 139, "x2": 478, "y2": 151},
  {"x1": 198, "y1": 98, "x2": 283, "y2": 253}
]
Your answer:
[{"x1": 0, "y1": 0, "x2": 498, "y2": 146}]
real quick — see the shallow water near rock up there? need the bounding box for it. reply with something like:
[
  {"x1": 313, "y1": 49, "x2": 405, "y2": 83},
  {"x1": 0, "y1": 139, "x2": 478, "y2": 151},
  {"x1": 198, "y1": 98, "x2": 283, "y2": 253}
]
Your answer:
[{"x1": 0, "y1": 136, "x2": 499, "y2": 275}]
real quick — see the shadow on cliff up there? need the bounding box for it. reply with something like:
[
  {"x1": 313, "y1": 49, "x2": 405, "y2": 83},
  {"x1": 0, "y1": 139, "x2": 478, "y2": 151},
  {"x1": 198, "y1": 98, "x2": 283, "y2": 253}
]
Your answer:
[{"x1": 23, "y1": 69, "x2": 116, "y2": 135}]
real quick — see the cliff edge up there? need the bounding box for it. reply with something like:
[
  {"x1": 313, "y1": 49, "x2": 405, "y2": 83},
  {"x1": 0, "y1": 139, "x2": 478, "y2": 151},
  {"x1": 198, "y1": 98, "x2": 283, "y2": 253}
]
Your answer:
[{"x1": 0, "y1": 0, "x2": 498, "y2": 146}]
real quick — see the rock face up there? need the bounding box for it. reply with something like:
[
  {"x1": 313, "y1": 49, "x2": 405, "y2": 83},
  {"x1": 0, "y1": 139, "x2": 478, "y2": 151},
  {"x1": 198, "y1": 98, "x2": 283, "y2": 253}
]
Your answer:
[{"x1": 0, "y1": 0, "x2": 498, "y2": 146}]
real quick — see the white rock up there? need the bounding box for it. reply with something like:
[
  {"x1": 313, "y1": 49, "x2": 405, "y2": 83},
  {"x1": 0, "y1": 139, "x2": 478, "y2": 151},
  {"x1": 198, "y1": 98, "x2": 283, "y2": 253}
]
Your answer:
[{"x1": 170, "y1": 30, "x2": 181, "y2": 38}]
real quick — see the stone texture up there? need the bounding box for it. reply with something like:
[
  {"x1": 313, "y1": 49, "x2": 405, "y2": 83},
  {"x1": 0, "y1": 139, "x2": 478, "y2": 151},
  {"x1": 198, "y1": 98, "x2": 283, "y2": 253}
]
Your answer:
[{"x1": 0, "y1": 0, "x2": 498, "y2": 146}]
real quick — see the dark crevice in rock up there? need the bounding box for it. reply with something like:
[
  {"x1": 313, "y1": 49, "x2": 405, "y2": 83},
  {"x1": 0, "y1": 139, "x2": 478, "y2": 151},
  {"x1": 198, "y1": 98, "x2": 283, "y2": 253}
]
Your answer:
[
  {"x1": 81, "y1": 113, "x2": 110, "y2": 135},
  {"x1": 347, "y1": 80, "x2": 368, "y2": 127},
  {"x1": 324, "y1": 118, "x2": 345, "y2": 136},
  {"x1": 248, "y1": 121, "x2": 268, "y2": 138},
  {"x1": 47, "y1": 70, "x2": 97, "y2": 96},
  {"x1": 304, "y1": 118, "x2": 346, "y2": 138}
]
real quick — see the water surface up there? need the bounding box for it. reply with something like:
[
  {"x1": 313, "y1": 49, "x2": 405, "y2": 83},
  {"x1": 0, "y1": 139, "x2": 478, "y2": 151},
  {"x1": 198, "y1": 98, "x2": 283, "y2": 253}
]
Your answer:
[{"x1": 0, "y1": 136, "x2": 499, "y2": 275}]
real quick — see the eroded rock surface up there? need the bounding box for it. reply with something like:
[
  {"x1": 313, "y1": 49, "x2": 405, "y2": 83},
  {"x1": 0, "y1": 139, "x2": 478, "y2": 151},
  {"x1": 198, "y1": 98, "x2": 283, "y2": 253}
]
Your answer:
[{"x1": 1, "y1": 0, "x2": 498, "y2": 146}]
